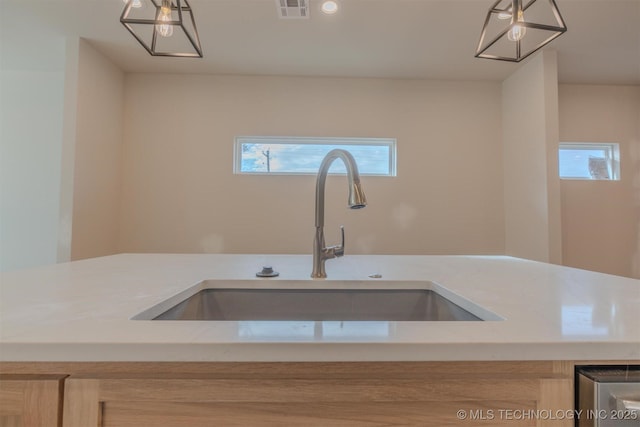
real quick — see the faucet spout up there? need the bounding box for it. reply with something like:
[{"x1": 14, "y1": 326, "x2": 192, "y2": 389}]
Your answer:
[{"x1": 312, "y1": 149, "x2": 367, "y2": 278}]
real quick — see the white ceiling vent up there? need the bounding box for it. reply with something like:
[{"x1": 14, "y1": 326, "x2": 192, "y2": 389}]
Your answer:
[{"x1": 276, "y1": 0, "x2": 309, "y2": 19}]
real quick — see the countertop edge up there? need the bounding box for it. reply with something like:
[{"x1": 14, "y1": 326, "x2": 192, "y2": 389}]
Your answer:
[{"x1": 1, "y1": 342, "x2": 639, "y2": 363}]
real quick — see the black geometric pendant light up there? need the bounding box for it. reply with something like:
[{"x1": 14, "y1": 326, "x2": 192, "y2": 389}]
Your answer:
[
  {"x1": 120, "y1": 0, "x2": 203, "y2": 58},
  {"x1": 476, "y1": 0, "x2": 567, "y2": 62}
]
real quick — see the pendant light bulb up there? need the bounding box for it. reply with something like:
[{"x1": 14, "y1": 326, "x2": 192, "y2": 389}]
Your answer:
[
  {"x1": 507, "y1": 10, "x2": 526, "y2": 41},
  {"x1": 156, "y1": 0, "x2": 174, "y2": 38}
]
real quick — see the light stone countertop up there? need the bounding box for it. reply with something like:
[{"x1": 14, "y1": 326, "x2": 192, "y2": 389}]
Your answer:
[{"x1": 0, "y1": 253, "x2": 638, "y2": 362}]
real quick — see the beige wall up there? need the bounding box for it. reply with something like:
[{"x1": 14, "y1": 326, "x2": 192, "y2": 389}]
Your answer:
[
  {"x1": 6, "y1": 39, "x2": 637, "y2": 278},
  {"x1": 4, "y1": 28, "x2": 638, "y2": 278},
  {"x1": 502, "y1": 51, "x2": 562, "y2": 264},
  {"x1": 558, "y1": 84, "x2": 640, "y2": 278},
  {"x1": 69, "y1": 40, "x2": 125, "y2": 260},
  {"x1": 0, "y1": 7, "x2": 68, "y2": 271},
  {"x1": 119, "y1": 75, "x2": 505, "y2": 255}
]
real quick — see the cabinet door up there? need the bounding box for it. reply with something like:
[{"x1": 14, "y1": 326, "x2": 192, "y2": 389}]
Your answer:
[
  {"x1": 0, "y1": 375, "x2": 64, "y2": 427},
  {"x1": 62, "y1": 375, "x2": 573, "y2": 427}
]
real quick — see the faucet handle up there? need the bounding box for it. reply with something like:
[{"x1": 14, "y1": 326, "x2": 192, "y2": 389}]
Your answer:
[{"x1": 334, "y1": 225, "x2": 345, "y2": 257}]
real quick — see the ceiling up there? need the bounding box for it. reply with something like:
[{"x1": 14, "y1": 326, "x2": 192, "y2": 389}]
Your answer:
[{"x1": 3, "y1": 0, "x2": 640, "y2": 84}]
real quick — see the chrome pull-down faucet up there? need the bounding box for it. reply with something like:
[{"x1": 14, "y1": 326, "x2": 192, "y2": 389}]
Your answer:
[{"x1": 312, "y1": 149, "x2": 367, "y2": 278}]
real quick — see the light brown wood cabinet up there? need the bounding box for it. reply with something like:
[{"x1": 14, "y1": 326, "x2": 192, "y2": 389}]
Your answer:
[
  {"x1": 53, "y1": 361, "x2": 575, "y2": 427},
  {"x1": 0, "y1": 375, "x2": 65, "y2": 427},
  {"x1": 7, "y1": 361, "x2": 637, "y2": 427}
]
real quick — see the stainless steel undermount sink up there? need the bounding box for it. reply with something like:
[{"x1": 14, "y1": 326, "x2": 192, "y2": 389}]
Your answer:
[{"x1": 133, "y1": 280, "x2": 501, "y2": 322}]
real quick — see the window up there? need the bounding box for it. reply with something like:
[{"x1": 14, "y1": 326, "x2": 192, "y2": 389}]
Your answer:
[
  {"x1": 558, "y1": 143, "x2": 620, "y2": 180},
  {"x1": 234, "y1": 137, "x2": 396, "y2": 176}
]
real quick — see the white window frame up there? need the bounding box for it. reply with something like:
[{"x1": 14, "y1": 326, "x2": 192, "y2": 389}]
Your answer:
[
  {"x1": 558, "y1": 142, "x2": 620, "y2": 181},
  {"x1": 234, "y1": 136, "x2": 397, "y2": 176}
]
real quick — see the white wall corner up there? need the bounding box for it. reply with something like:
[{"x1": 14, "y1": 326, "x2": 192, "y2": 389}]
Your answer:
[
  {"x1": 57, "y1": 37, "x2": 80, "y2": 263},
  {"x1": 502, "y1": 49, "x2": 562, "y2": 264},
  {"x1": 71, "y1": 39, "x2": 125, "y2": 260},
  {"x1": 541, "y1": 50, "x2": 562, "y2": 265}
]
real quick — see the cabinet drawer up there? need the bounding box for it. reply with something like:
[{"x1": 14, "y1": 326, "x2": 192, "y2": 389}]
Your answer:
[
  {"x1": 0, "y1": 375, "x2": 65, "y2": 427},
  {"x1": 63, "y1": 375, "x2": 570, "y2": 427}
]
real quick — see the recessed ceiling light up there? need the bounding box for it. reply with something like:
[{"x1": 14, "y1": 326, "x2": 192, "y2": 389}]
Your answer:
[
  {"x1": 321, "y1": 0, "x2": 339, "y2": 15},
  {"x1": 122, "y1": 0, "x2": 143, "y2": 8}
]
